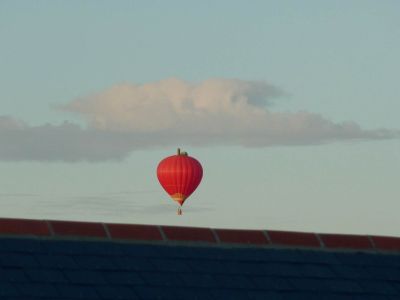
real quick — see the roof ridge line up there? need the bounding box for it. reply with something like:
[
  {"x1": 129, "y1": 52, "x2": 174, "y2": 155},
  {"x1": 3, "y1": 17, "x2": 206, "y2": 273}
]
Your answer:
[{"x1": 0, "y1": 217, "x2": 399, "y2": 253}]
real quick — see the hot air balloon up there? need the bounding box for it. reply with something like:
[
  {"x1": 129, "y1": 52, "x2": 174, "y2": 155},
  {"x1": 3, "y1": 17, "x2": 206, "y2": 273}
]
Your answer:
[{"x1": 157, "y1": 148, "x2": 203, "y2": 215}]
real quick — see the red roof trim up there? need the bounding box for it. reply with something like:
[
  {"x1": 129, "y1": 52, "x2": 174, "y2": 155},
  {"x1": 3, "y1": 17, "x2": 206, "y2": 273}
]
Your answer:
[
  {"x1": 371, "y1": 236, "x2": 400, "y2": 251},
  {"x1": 0, "y1": 218, "x2": 50, "y2": 236},
  {"x1": 107, "y1": 223, "x2": 163, "y2": 241},
  {"x1": 50, "y1": 220, "x2": 107, "y2": 238},
  {"x1": 267, "y1": 230, "x2": 321, "y2": 248},
  {"x1": 319, "y1": 233, "x2": 373, "y2": 249},
  {"x1": 214, "y1": 229, "x2": 268, "y2": 245},
  {"x1": 161, "y1": 226, "x2": 216, "y2": 243},
  {"x1": 0, "y1": 218, "x2": 398, "y2": 253}
]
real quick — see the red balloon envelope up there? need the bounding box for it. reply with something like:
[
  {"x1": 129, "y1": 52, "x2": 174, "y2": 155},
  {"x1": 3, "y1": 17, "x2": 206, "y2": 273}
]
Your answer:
[{"x1": 157, "y1": 149, "x2": 203, "y2": 214}]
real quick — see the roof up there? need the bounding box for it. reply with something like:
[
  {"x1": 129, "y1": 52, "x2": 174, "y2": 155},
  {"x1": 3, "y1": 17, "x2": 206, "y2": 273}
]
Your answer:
[{"x1": 0, "y1": 217, "x2": 400, "y2": 299}]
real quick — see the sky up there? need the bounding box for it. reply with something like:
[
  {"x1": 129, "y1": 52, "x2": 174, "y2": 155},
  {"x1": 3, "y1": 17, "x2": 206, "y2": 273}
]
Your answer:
[{"x1": 0, "y1": 1, "x2": 399, "y2": 236}]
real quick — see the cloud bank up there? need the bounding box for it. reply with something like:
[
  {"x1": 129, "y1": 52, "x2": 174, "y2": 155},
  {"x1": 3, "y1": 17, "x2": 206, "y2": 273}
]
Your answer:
[{"x1": 0, "y1": 78, "x2": 397, "y2": 161}]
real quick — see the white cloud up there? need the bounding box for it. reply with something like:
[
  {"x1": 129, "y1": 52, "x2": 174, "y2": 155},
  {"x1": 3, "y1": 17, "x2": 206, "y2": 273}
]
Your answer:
[
  {"x1": 0, "y1": 118, "x2": 135, "y2": 161},
  {"x1": 0, "y1": 78, "x2": 398, "y2": 161},
  {"x1": 62, "y1": 78, "x2": 283, "y2": 133},
  {"x1": 62, "y1": 78, "x2": 396, "y2": 145}
]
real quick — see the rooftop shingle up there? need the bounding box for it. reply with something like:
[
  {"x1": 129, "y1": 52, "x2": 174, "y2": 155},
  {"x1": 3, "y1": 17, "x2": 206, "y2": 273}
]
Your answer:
[{"x1": 0, "y1": 217, "x2": 399, "y2": 299}]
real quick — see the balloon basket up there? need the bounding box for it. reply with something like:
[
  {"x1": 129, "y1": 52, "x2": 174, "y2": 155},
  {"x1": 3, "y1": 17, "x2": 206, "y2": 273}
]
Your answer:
[{"x1": 177, "y1": 207, "x2": 183, "y2": 215}]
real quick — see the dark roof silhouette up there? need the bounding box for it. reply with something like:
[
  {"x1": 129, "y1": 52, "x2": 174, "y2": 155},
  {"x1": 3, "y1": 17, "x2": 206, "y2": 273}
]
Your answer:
[{"x1": 0, "y1": 217, "x2": 400, "y2": 299}]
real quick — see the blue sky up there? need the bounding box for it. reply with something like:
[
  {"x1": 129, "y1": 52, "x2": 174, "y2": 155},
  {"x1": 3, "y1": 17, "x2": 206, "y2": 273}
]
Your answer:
[{"x1": 0, "y1": 1, "x2": 399, "y2": 235}]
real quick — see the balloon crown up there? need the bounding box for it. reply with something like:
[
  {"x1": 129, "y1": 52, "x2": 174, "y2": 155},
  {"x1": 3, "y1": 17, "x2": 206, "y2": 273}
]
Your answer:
[{"x1": 177, "y1": 148, "x2": 188, "y2": 156}]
